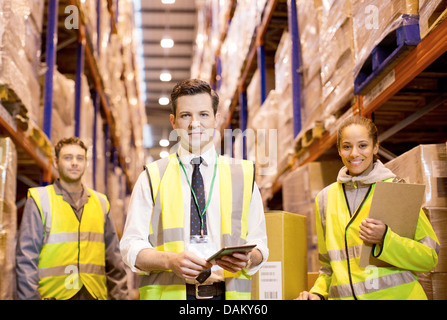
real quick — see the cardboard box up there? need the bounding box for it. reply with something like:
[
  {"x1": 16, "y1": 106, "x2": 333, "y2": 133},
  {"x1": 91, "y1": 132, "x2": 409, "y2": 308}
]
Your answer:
[
  {"x1": 307, "y1": 272, "x2": 320, "y2": 291},
  {"x1": 283, "y1": 161, "x2": 340, "y2": 239},
  {"x1": 251, "y1": 211, "x2": 307, "y2": 300},
  {"x1": 423, "y1": 207, "x2": 447, "y2": 272},
  {"x1": 417, "y1": 272, "x2": 447, "y2": 300},
  {"x1": 384, "y1": 144, "x2": 447, "y2": 207},
  {"x1": 283, "y1": 161, "x2": 341, "y2": 210}
]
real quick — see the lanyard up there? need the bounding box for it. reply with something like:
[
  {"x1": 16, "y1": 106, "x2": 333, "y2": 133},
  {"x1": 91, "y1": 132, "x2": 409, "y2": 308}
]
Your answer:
[{"x1": 178, "y1": 153, "x2": 218, "y2": 236}]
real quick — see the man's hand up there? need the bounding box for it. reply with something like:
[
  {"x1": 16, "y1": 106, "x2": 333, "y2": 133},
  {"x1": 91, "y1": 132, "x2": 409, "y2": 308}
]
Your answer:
[
  {"x1": 215, "y1": 248, "x2": 263, "y2": 273},
  {"x1": 215, "y1": 252, "x2": 251, "y2": 273},
  {"x1": 168, "y1": 251, "x2": 212, "y2": 280},
  {"x1": 295, "y1": 291, "x2": 321, "y2": 300}
]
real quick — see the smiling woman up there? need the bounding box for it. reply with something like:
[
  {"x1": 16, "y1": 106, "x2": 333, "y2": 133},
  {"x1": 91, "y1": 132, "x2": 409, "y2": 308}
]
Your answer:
[
  {"x1": 337, "y1": 122, "x2": 379, "y2": 177},
  {"x1": 296, "y1": 115, "x2": 440, "y2": 300},
  {"x1": 336, "y1": 115, "x2": 379, "y2": 177}
]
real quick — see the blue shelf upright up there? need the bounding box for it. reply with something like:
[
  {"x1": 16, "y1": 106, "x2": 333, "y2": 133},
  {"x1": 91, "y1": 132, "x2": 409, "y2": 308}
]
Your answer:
[
  {"x1": 74, "y1": 37, "x2": 85, "y2": 138},
  {"x1": 42, "y1": 0, "x2": 59, "y2": 142},
  {"x1": 239, "y1": 90, "x2": 248, "y2": 160},
  {"x1": 288, "y1": 0, "x2": 302, "y2": 138}
]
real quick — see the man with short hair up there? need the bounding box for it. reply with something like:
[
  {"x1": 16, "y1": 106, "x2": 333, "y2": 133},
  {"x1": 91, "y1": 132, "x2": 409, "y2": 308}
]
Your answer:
[
  {"x1": 16, "y1": 137, "x2": 128, "y2": 300},
  {"x1": 120, "y1": 79, "x2": 268, "y2": 300}
]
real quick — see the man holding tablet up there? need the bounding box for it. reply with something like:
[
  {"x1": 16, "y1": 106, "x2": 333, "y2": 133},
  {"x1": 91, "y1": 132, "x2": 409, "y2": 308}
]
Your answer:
[{"x1": 120, "y1": 79, "x2": 268, "y2": 300}]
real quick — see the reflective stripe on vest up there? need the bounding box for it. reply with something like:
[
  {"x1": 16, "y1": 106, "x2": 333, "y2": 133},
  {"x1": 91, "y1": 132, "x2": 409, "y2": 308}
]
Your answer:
[
  {"x1": 320, "y1": 179, "x2": 427, "y2": 300},
  {"x1": 28, "y1": 185, "x2": 108, "y2": 300},
  {"x1": 139, "y1": 154, "x2": 254, "y2": 300}
]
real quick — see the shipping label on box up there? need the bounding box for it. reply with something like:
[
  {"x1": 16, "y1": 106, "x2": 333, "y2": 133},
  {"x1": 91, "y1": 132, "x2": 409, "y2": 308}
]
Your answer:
[{"x1": 258, "y1": 261, "x2": 283, "y2": 300}]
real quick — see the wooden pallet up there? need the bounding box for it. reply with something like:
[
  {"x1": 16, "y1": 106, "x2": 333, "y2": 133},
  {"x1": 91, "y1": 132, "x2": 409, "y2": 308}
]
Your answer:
[{"x1": 420, "y1": 0, "x2": 447, "y2": 39}]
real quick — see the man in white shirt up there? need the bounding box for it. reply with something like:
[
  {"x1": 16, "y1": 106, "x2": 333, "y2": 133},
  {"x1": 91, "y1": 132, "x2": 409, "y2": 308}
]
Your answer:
[{"x1": 120, "y1": 79, "x2": 268, "y2": 300}]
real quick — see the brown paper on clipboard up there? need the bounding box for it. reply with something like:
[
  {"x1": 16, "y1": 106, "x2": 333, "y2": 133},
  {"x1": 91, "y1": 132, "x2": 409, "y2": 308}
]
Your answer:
[{"x1": 359, "y1": 181, "x2": 425, "y2": 268}]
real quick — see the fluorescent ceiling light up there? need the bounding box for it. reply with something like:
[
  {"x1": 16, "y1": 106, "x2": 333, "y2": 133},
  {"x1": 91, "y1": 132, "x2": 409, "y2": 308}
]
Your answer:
[
  {"x1": 160, "y1": 71, "x2": 172, "y2": 82},
  {"x1": 160, "y1": 37, "x2": 174, "y2": 49},
  {"x1": 160, "y1": 150, "x2": 170, "y2": 158},
  {"x1": 159, "y1": 96, "x2": 170, "y2": 105},
  {"x1": 159, "y1": 139, "x2": 170, "y2": 147},
  {"x1": 161, "y1": 0, "x2": 175, "y2": 4}
]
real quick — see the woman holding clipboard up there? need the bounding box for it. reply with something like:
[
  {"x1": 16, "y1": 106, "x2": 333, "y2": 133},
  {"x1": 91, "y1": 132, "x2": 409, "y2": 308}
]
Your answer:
[{"x1": 296, "y1": 116, "x2": 439, "y2": 300}]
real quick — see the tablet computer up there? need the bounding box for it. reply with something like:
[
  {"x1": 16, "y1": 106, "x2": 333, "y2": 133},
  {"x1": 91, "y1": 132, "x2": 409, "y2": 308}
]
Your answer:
[{"x1": 207, "y1": 244, "x2": 257, "y2": 262}]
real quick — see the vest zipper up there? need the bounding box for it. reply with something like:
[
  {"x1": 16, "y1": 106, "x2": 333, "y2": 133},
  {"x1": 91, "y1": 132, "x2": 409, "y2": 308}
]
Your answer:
[
  {"x1": 77, "y1": 213, "x2": 82, "y2": 287},
  {"x1": 342, "y1": 184, "x2": 372, "y2": 300}
]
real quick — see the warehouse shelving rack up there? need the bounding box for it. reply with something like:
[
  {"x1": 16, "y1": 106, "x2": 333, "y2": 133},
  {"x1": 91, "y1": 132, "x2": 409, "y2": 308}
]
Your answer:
[
  {"x1": 208, "y1": 0, "x2": 447, "y2": 207},
  {"x1": 216, "y1": 0, "x2": 289, "y2": 131},
  {"x1": 0, "y1": 0, "x2": 136, "y2": 190},
  {"x1": 298, "y1": 16, "x2": 447, "y2": 167},
  {"x1": 0, "y1": 0, "x2": 145, "y2": 225}
]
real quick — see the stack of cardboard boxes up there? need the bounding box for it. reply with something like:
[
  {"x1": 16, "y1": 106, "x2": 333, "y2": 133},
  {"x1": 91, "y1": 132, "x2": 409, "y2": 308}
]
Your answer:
[
  {"x1": 0, "y1": 0, "x2": 44, "y2": 124},
  {"x1": 282, "y1": 161, "x2": 341, "y2": 272},
  {"x1": 385, "y1": 144, "x2": 447, "y2": 300}
]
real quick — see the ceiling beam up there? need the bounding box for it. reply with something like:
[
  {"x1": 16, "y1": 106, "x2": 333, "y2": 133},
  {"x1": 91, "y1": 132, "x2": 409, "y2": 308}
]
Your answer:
[
  {"x1": 143, "y1": 40, "x2": 194, "y2": 45},
  {"x1": 139, "y1": 8, "x2": 197, "y2": 14},
  {"x1": 140, "y1": 25, "x2": 195, "y2": 30},
  {"x1": 144, "y1": 53, "x2": 192, "y2": 59},
  {"x1": 145, "y1": 66, "x2": 190, "y2": 71}
]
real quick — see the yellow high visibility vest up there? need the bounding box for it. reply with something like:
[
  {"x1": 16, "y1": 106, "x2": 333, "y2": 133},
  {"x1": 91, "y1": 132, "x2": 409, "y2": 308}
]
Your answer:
[
  {"x1": 139, "y1": 153, "x2": 254, "y2": 300},
  {"x1": 311, "y1": 179, "x2": 440, "y2": 300},
  {"x1": 28, "y1": 185, "x2": 109, "y2": 300}
]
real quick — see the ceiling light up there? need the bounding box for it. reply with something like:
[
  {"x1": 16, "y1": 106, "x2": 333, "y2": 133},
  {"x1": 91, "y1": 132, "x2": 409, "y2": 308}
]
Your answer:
[
  {"x1": 160, "y1": 150, "x2": 170, "y2": 158},
  {"x1": 161, "y1": 0, "x2": 175, "y2": 4},
  {"x1": 159, "y1": 139, "x2": 170, "y2": 147},
  {"x1": 160, "y1": 37, "x2": 174, "y2": 49},
  {"x1": 159, "y1": 96, "x2": 170, "y2": 105},
  {"x1": 160, "y1": 71, "x2": 172, "y2": 82}
]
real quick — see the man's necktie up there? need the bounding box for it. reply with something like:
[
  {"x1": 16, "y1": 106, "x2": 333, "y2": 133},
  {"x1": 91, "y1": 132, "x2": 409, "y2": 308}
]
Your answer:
[{"x1": 190, "y1": 157, "x2": 207, "y2": 236}]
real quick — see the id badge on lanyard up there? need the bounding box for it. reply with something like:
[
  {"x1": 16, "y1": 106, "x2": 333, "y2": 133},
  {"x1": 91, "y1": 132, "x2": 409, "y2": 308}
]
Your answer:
[
  {"x1": 187, "y1": 235, "x2": 217, "y2": 262},
  {"x1": 179, "y1": 153, "x2": 219, "y2": 261}
]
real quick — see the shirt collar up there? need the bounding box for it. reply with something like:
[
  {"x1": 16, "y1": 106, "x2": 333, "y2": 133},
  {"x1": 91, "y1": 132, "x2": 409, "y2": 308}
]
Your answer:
[
  {"x1": 177, "y1": 143, "x2": 217, "y2": 168},
  {"x1": 53, "y1": 178, "x2": 91, "y2": 197}
]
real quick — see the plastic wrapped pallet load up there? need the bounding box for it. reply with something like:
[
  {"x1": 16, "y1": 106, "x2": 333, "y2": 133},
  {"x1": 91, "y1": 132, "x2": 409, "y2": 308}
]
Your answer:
[
  {"x1": 41, "y1": 70, "x2": 75, "y2": 144},
  {"x1": 219, "y1": 0, "x2": 264, "y2": 111},
  {"x1": 296, "y1": 0, "x2": 324, "y2": 131},
  {"x1": 384, "y1": 144, "x2": 447, "y2": 207},
  {"x1": 422, "y1": 207, "x2": 447, "y2": 273},
  {"x1": 251, "y1": 90, "x2": 278, "y2": 205},
  {"x1": 0, "y1": 0, "x2": 42, "y2": 124},
  {"x1": 318, "y1": 0, "x2": 355, "y2": 128},
  {"x1": 274, "y1": 31, "x2": 294, "y2": 170},
  {"x1": 0, "y1": 137, "x2": 17, "y2": 299},
  {"x1": 351, "y1": 0, "x2": 420, "y2": 94}
]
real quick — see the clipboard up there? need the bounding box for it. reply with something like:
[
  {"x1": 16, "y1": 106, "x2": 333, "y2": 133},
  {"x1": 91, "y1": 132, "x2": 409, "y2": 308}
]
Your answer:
[{"x1": 359, "y1": 181, "x2": 425, "y2": 268}]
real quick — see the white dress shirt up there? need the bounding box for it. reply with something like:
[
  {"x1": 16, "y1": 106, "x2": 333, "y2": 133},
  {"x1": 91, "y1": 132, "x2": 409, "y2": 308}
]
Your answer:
[{"x1": 120, "y1": 144, "x2": 269, "y2": 283}]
